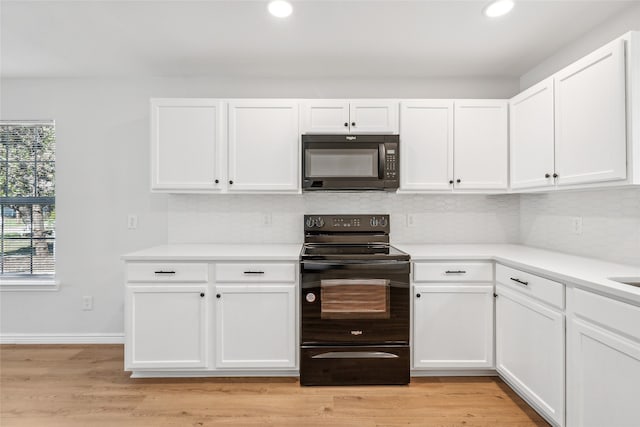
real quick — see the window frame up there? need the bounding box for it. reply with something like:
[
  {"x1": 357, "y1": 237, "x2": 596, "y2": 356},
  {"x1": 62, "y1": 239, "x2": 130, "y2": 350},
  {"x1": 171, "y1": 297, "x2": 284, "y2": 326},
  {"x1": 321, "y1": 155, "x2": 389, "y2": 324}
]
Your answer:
[{"x1": 0, "y1": 120, "x2": 58, "y2": 291}]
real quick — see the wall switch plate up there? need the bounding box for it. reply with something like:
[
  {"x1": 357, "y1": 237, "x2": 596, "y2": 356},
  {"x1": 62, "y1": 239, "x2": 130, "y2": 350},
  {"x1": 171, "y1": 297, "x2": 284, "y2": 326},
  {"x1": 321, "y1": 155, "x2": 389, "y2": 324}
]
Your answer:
[
  {"x1": 571, "y1": 217, "x2": 583, "y2": 235},
  {"x1": 127, "y1": 214, "x2": 138, "y2": 230},
  {"x1": 82, "y1": 296, "x2": 93, "y2": 311}
]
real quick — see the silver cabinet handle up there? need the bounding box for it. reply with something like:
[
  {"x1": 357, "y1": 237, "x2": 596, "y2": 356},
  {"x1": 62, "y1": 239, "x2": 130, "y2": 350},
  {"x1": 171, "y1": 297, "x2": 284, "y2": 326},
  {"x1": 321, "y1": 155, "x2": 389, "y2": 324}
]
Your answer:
[{"x1": 312, "y1": 351, "x2": 399, "y2": 359}]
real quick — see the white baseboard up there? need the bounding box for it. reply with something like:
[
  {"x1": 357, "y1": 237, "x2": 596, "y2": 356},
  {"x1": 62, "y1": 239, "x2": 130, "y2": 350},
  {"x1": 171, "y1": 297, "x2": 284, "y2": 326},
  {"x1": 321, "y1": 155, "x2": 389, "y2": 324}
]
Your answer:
[{"x1": 0, "y1": 333, "x2": 124, "y2": 344}]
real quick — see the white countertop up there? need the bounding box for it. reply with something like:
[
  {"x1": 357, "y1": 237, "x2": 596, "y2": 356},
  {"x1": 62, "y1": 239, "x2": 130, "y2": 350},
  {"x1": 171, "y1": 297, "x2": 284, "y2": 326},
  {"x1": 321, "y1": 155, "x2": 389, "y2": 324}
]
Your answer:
[
  {"x1": 122, "y1": 242, "x2": 640, "y2": 305},
  {"x1": 122, "y1": 243, "x2": 302, "y2": 261},
  {"x1": 397, "y1": 244, "x2": 640, "y2": 305}
]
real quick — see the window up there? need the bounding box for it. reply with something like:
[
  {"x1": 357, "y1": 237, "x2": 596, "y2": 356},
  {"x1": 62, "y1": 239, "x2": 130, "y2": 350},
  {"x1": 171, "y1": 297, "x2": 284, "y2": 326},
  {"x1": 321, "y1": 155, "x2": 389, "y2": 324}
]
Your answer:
[{"x1": 0, "y1": 121, "x2": 55, "y2": 283}]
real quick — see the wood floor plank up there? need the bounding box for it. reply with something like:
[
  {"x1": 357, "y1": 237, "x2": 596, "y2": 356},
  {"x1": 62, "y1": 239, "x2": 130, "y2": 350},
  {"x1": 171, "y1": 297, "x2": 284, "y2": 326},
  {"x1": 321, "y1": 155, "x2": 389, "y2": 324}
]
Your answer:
[{"x1": 0, "y1": 344, "x2": 549, "y2": 426}]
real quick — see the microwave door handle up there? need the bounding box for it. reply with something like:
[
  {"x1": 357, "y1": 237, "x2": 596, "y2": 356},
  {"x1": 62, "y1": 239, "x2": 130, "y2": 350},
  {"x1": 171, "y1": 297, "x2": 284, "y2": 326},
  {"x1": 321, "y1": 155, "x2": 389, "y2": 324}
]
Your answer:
[{"x1": 378, "y1": 144, "x2": 385, "y2": 179}]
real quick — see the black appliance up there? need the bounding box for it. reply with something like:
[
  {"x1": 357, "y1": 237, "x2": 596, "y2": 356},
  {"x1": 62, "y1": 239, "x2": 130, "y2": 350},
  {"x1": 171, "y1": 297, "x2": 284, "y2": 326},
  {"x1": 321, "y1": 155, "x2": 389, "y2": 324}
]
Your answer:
[
  {"x1": 300, "y1": 214, "x2": 410, "y2": 386},
  {"x1": 302, "y1": 134, "x2": 399, "y2": 191}
]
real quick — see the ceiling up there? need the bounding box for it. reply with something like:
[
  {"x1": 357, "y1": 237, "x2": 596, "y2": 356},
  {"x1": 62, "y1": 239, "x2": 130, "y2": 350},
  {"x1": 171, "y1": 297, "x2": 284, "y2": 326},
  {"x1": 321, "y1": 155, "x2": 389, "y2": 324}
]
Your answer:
[{"x1": 1, "y1": 0, "x2": 638, "y2": 79}]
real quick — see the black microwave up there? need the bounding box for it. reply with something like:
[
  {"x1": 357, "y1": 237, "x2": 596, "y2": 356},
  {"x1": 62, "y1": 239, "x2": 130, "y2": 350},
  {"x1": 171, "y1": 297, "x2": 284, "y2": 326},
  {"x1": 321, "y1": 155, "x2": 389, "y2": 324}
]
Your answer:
[{"x1": 302, "y1": 134, "x2": 399, "y2": 191}]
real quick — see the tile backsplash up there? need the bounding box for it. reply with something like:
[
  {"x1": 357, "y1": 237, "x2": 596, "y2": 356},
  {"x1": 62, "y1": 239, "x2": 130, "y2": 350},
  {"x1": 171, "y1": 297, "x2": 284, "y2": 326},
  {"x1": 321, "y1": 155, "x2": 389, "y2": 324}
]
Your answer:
[
  {"x1": 168, "y1": 193, "x2": 521, "y2": 245},
  {"x1": 520, "y1": 188, "x2": 640, "y2": 266},
  {"x1": 168, "y1": 188, "x2": 640, "y2": 266}
]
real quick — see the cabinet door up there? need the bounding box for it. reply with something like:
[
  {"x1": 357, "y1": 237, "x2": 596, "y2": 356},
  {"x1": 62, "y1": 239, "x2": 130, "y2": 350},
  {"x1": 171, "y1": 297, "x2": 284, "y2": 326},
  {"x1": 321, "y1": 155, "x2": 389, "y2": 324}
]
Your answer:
[
  {"x1": 399, "y1": 100, "x2": 454, "y2": 191},
  {"x1": 567, "y1": 317, "x2": 640, "y2": 427},
  {"x1": 215, "y1": 284, "x2": 296, "y2": 369},
  {"x1": 413, "y1": 284, "x2": 494, "y2": 368},
  {"x1": 510, "y1": 78, "x2": 556, "y2": 190},
  {"x1": 300, "y1": 100, "x2": 350, "y2": 134},
  {"x1": 227, "y1": 100, "x2": 299, "y2": 192},
  {"x1": 555, "y1": 38, "x2": 627, "y2": 186},
  {"x1": 453, "y1": 100, "x2": 508, "y2": 190},
  {"x1": 349, "y1": 100, "x2": 399, "y2": 133},
  {"x1": 125, "y1": 286, "x2": 208, "y2": 369},
  {"x1": 150, "y1": 99, "x2": 223, "y2": 192},
  {"x1": 496, "y1": 286, "x2": 564, "y2": 426}
]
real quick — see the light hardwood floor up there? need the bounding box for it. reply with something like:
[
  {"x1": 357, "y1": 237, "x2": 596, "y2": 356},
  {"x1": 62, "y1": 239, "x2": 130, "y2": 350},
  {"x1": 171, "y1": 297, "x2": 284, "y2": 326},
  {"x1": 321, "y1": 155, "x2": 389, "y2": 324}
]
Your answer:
[{"x1": 0, "y1": 345, "x2": 548, "y2": 426}]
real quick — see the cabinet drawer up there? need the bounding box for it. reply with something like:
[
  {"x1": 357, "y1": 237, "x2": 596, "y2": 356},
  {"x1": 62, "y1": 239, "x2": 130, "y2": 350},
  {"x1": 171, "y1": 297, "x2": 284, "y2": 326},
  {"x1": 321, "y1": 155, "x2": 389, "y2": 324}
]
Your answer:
[
  {"x1": 215, "y1": 263, "x2": 296, "y2": 283},
  {"x1": 126, "y1": 263, "x2": 209, "y2": 283},
  {"x1": 413, "y1": 262, "x2": 493, "y2": 282},
  {"x1": 496, "y1": 264, "x2": 564, "y2": 309},
  {"x1": 573, "y1": 288, "x2": 640, "y2": 341}
]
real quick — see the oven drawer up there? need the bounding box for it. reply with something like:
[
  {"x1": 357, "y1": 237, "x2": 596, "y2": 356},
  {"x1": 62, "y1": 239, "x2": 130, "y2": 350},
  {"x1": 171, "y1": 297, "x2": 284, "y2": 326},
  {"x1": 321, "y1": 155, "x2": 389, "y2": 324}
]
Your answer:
[
  {"x1": 300, "y1": 345, "x2": 409, "y2": 386},
  {"x1": 413, "y1": 262, "x2": 493, "y2": 282},
  {"x1": 215, "y1": 263, "x2": 296, "y2": 283},
  {"x1": 496, "y1": 264, "x2": 564, "y2": 309},
  {"x1": 126, "y1": 262, "x2": 209, "y2": 283}
]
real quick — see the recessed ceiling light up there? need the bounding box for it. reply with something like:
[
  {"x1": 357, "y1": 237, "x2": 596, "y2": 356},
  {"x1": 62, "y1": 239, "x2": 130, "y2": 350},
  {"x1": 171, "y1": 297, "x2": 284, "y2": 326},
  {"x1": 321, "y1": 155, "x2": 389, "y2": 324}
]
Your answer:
[
  {"x1": 483, "y1": 0, "x2": 515, "y2": 18},
  {"x1": 268, "y1": 0, "x2": 293, "y2": 18}
]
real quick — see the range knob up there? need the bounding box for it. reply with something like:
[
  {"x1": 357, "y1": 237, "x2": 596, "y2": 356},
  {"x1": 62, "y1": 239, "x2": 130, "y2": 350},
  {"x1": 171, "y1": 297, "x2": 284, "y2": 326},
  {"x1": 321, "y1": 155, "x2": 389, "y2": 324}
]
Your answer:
[
  {"x1": 314, "y1": 217, "x2": 325, "y2": 228},
  {"x1": 379, "y1": 217, "x2": 388, "y2": 227},
  {"x1": 370, "y1": 217, "x2": 379, "y2": 227},
  {"x1": 305, "y1": 217, "x2": 316, "y2": 228}
]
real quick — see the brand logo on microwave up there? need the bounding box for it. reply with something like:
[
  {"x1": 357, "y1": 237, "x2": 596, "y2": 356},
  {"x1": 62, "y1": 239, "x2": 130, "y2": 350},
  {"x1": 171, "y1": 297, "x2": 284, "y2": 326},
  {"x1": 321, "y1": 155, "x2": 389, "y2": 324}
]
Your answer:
[
  {"x1": 350, "y1": 330, "x2": 363, "y2": 336},
  {"x1": 346, "y1": 136, "x2": 357, "y2": 141}
]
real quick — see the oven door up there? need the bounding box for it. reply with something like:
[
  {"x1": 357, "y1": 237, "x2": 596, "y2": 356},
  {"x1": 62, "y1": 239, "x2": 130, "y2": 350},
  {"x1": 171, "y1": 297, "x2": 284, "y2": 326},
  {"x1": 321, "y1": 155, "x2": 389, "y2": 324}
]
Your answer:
[
  {"x1": 302, "y1": 142, "x2": 386, "y2": 190},
  {"x1": 301, "y1": 260, "x2": 410, "y2": 345}
]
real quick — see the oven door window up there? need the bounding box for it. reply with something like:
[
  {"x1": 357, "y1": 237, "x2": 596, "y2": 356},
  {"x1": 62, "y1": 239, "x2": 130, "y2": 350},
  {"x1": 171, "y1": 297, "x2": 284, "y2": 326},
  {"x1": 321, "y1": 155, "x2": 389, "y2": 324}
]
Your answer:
[
  {"x1": 320, "y1": 279, "x2": 390, "y2": 320},
  {"x1": 305, "y1": 148, "x2": 379, "y2": 178}
]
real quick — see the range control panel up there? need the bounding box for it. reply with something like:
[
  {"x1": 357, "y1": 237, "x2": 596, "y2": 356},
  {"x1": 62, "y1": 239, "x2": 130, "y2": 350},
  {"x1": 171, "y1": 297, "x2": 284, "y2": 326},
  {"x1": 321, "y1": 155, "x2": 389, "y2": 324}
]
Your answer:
[{"x1": 304, "y1": 214, "x2": 390, "y2": 233}]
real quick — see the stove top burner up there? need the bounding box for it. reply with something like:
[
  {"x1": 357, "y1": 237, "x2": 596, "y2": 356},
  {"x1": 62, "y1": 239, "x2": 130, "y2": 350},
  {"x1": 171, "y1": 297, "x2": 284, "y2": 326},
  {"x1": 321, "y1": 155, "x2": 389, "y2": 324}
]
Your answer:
[{"x1": 301, "y1": 215, "x2": 409, "y2": 262}]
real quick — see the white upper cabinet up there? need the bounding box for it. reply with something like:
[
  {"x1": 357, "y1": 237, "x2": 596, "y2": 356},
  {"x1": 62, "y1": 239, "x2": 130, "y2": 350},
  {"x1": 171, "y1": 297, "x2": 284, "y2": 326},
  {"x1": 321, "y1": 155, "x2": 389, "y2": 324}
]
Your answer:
[
  {"x1": 399, "y1": 100, "x2": 454, "y2": 191},
  {"x1": 300, "y1": 100, "x2": 350, "y2": 133},
  {"x1": 349, "y1": 101, "x2": 399, "y2": 133},
  {"x1": 227, "y1": 100, "x2": 300, "y2": 192},
  {"x1": 301, "y1": 100, "x2": 398, "y2": 134},
  {"x1": 510, "y1": 78, "x2": 556, "y2": 190},
  {"x1": 554, "y1": 38, "x2": 627, "y2": 186},
  {"x1": 151, "y1": 99, "x2": 223, "y2": 192},
  {"x1": 453, "y1": 100, "x2": 508, "y2": 190}
]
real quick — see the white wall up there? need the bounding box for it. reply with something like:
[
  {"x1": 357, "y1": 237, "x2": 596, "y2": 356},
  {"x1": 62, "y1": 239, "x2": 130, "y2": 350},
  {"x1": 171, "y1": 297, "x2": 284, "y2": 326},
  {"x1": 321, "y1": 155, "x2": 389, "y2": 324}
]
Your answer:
[
  {"x1": 520, "y1": 2, "x2": 640, "y2": 90},
  {"x1": 0, "y1": 75, "x2": 518, "y2": 336}
]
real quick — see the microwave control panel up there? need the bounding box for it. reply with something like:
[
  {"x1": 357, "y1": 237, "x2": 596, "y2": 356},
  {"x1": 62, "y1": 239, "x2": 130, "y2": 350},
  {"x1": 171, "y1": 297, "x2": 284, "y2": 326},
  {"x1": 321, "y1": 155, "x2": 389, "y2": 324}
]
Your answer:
[{"x1": 385, "y1": 147, "x2": 398, "y2": 179}]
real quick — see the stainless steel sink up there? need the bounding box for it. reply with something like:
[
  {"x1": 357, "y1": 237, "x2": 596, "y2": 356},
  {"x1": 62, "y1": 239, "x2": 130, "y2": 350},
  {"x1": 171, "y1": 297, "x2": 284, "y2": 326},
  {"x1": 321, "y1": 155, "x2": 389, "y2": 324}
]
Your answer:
[{"x1": 608, "y1": 277, "x2": 640, "y2": 288}]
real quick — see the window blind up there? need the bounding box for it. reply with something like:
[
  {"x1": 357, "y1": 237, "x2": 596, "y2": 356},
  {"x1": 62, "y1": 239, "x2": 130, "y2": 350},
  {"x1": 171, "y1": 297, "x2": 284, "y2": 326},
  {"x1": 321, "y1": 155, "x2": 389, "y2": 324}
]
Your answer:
[{"x1": 0, "y1": 121, "x2": 56, "y2": 278}]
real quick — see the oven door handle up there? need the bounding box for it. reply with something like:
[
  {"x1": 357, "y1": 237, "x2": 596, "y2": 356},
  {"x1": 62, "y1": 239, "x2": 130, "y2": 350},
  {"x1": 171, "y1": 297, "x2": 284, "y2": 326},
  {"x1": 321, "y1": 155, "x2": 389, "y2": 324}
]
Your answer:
[
  {"x1": 378, "y1": 143, "x2": 386, "y2": 179},
  {"x1": 301, "y1": 260, "x2": 409, "y2": 266},
  {"x1": 312, "y1": 351, "x2": 399, "y2": 359}
]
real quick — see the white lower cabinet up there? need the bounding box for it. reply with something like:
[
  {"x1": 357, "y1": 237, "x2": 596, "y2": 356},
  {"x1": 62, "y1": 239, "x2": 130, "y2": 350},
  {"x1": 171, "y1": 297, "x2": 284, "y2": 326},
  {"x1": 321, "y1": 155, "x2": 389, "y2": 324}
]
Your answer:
[
  {"x1": 567, "y1": 288, "x2": 640, "y2": 427},
  {"x1": 495, "y1": 284, "x2": 564, "y2": 426},
  {"x1": 124, "y1": 260, "x2": 298, "y2": 375},
  {"x1": 413, "y1": 284, "x2": 494, "y2": 368},
  {"x1": 125, "y1": 285, "x2": 209, "y2": 370},
  {"x1": 215, "y1": 284, "x2": 296, "y2": 369}
]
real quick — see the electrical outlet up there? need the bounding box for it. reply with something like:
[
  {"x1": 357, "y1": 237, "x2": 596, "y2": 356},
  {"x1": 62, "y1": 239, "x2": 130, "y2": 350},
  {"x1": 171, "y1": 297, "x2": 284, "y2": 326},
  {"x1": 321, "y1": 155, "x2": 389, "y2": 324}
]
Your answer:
[
  {"x1": 82, "y1": 296, "x2": 93, "y2": 311},
  {"x1": 262, "y1": 213, "x2": 272, "y2": 226},
  {"x1": 127, "y1": 214, "x2": 138, "y2": 230},
  {"x1": 406, "y1": 214, "x2": 416, "y2": 228},
  {"x1": 571, "y1": 217, "x2": 583, "y2": 235}
]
